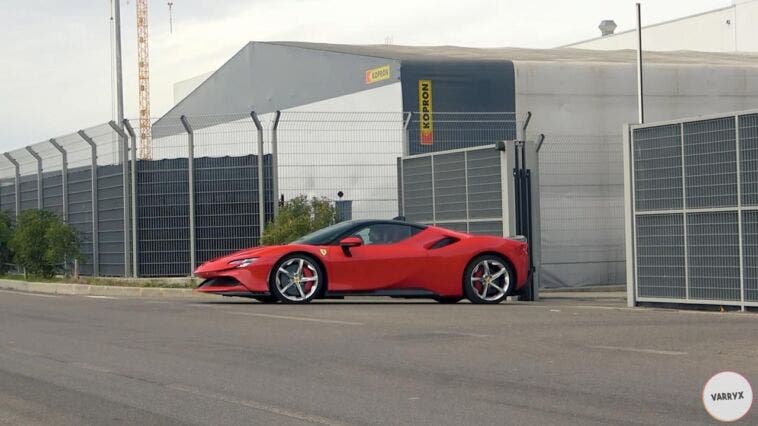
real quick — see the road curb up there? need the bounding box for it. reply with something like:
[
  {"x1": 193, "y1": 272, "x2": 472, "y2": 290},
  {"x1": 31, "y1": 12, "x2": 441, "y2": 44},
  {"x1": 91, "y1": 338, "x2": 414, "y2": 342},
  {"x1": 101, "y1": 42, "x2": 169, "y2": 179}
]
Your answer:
[{"x1": 0, "y1": 278, "x2": 217, "y2": 299}]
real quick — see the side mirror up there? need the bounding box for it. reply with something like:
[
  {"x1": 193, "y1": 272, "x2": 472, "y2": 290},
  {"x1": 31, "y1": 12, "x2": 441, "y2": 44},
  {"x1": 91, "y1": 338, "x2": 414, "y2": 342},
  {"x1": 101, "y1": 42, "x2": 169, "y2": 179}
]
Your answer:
[
  {"x1": 339, "y1": 236, "x2": 362, "y2": 256},
  {"x1": 339, "y1": 236, "x2": 363, "y2": 248}
]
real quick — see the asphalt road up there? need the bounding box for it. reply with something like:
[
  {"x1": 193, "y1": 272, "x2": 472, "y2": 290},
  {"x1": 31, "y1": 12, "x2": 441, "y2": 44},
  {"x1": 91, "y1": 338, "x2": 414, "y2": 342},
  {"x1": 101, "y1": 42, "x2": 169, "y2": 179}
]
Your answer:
[{"x1": 0, "y1": 290, "x2": 755, "y2": 425}]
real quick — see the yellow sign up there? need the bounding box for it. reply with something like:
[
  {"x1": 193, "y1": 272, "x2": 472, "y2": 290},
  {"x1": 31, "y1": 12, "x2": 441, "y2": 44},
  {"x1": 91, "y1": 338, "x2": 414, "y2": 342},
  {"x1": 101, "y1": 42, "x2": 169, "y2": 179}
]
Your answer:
[
  {"x1": 365, "y1": 65, "x2": 391, "y2": 84},
  {"x1": 319, "y1": 248, "x2": 328, "y2": 256},
  {"x1": 418, "y1": 79, "x2": 433, "y2": 145}
]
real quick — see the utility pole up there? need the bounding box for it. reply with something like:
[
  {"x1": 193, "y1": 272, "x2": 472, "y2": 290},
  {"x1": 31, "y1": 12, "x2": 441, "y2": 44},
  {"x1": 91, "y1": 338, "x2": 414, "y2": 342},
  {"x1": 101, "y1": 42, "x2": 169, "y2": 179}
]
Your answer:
[
  {"x1": 168, "y1": 2, "x2": 174, "y2": 34},
  {"x1": 636, "y1": 2, "x2": 644, "y2": 124},
  {"x1": 112, "y1": 0, "x2": 125, "y2": 142}
]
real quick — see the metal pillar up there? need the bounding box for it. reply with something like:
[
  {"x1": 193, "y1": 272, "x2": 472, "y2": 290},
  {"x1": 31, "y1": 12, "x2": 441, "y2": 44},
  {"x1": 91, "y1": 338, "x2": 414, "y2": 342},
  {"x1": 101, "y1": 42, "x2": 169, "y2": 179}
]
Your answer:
[
  {"x1": 271, "y1": 111, "x2": 281, "y2": 219},
  {"x1": 25, "y1": 147, "x2": 43, "y2": 210},
  {"x1": 3, "y1": 153, "x2": 20, "y2": 218},
  {"x1": 180, "y1": 116, "x2": 196, "y2": 275},
  {"x1": 109, "y1": 120, "x2": 132, "y2": 277},
  {"x1": 123, "y1": 119, "x2": 139, "y2": 277},
  {"x1": 49, "y1": 138, "x2": 68, "y2": 222},
  {"x1": 111, "y1": 0, "x2": 125, "y2": 159},
  {"x1": 77, "y1": 130, "x2": 100, "y2": 277},
  {"x1": 636, "y1": 2, "x2": 644, "y2": 124},
  {"x1": 250, "y1": 112, "x2": 266, "y2": 240}
]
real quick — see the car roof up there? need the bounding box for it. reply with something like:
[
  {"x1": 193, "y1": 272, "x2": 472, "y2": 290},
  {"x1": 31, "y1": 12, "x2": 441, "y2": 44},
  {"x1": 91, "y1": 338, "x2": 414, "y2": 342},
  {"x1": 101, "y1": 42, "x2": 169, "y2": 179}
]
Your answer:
[{"x1": 340, "y1": 219, "x2": 428, "y2": 229}]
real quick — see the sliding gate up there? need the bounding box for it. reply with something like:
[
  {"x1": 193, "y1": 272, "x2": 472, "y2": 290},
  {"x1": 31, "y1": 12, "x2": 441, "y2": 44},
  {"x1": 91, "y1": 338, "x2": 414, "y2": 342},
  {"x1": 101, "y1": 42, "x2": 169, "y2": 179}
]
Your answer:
[{"x1": 398, "y1": 142, "x2": 541, "y2": 299}]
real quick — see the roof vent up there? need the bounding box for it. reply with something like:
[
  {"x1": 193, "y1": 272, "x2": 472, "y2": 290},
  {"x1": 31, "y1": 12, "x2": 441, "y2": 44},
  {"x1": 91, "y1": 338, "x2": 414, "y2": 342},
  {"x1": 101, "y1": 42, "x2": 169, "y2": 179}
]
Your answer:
[{"x1": 599, "y1": 20, "x2": 617, "y2": 36}]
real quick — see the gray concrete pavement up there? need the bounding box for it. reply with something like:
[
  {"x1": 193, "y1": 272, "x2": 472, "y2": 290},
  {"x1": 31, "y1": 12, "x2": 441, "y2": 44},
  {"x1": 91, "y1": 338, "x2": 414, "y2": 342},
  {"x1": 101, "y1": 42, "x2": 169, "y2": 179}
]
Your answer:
[{"x1": 0, "y1": 289, "x2": 755, "y2": 425}]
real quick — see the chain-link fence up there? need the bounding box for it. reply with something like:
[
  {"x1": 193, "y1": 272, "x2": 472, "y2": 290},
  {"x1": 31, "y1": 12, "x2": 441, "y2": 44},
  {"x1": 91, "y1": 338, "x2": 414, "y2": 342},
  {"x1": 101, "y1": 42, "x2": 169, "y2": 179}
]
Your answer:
[
  {"x1": 1, "y1": 111, "x2": 521, "y2": 278},
  {"x1": 536, "y1": 134, "x2": 625, "y2": 288}
]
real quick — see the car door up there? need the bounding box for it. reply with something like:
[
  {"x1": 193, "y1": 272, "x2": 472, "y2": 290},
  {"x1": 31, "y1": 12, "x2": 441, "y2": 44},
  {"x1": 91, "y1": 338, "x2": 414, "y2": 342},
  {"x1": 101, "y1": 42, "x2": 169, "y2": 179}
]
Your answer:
[{"x1": 327, "y1": 223, "x2": 427, "y2": 291}]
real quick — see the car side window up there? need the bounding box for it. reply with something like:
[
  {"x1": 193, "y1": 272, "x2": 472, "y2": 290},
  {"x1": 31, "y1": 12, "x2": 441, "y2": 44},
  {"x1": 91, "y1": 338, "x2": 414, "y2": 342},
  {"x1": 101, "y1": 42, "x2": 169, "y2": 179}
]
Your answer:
[{"x1": 351, "y1": 224, "x2": 421, "y2": 245}]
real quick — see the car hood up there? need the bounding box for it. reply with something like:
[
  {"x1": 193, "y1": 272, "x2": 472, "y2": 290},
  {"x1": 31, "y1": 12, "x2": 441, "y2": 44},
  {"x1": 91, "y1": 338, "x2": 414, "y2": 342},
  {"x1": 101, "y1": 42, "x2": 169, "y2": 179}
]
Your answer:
[{"x1": 194, "y1": 245, "x2": 283, "y2": 274}]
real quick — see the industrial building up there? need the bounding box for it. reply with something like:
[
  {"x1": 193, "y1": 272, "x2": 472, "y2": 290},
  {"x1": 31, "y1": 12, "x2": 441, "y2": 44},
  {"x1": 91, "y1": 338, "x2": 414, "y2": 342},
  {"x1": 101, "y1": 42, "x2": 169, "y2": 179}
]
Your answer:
[
  {"x1": 564, "y1": 0, "x2": 758, "y2": 52},
  {"x1": 158, "y1": 42, "x2": 758, "y2": 288}
]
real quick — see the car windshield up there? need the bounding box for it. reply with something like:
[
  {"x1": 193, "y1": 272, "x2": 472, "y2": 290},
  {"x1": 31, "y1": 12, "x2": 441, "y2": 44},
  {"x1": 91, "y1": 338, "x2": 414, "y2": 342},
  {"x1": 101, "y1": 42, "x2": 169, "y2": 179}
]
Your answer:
[{"x1": 292, "y1": 221, "x2": 361, "y2": 245}]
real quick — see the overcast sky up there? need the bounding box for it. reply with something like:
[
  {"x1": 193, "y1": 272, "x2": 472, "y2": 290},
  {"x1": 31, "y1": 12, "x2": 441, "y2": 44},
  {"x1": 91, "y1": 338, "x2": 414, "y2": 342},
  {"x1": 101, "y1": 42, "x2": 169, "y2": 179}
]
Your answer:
[{"x1": 0, "y1": 0, "x2": 731, "y2": 150}]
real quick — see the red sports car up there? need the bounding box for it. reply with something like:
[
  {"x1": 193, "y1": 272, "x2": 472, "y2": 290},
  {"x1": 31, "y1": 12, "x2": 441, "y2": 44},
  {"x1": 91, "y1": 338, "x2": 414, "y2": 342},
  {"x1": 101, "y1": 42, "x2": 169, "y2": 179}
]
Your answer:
[{"x1": 195, "y1": 220, "x2": 530, "y2": 304}]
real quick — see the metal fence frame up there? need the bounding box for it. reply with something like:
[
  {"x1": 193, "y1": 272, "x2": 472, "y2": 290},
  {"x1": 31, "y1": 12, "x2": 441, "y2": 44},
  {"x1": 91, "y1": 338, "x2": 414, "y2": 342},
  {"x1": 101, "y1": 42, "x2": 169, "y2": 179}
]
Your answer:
[
  {"x1": 1, "y1": 111, "x2": 524, "y2": 278},
  {"x1": 624, "y1": 108, "x2": 758, "y2": 311}
]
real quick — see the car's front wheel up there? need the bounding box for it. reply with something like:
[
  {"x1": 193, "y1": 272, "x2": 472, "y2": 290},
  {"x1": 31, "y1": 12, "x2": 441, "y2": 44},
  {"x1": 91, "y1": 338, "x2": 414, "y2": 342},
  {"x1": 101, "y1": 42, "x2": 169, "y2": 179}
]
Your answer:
[
  {"x1": 463, "y1": 255, "x2": 513, "y2": 304},
  {"x1": 270, "y1": 254, "x2": 324, "y2": 304}
]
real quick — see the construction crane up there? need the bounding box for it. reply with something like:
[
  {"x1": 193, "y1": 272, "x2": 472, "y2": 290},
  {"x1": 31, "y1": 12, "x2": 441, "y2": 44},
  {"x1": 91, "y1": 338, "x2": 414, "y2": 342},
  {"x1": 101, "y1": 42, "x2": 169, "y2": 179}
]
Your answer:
[{"x1": 136, "y1": 0, "x2": 152, "y2": 159}]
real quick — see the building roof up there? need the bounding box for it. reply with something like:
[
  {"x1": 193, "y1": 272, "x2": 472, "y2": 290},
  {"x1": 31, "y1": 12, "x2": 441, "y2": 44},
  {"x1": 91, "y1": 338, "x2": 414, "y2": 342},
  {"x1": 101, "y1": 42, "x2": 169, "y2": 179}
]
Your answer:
[
  {"x1": 265, "y1": 41, "x2": 758, "y2": 66},
  {"x1": 559, "y1": 5, "x2": 735, "y2": 49}
]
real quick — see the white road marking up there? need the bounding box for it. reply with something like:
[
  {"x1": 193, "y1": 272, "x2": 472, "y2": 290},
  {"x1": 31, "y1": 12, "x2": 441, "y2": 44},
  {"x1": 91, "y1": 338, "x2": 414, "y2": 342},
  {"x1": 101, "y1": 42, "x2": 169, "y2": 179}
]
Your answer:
[
  {"x1": 168, "y1": 383, "x2": 343, "y2": 425},
  {"x1": 429, "y1": 331, "x2": 489, "y2": 338},
  {"x1": 226, "y1": 311, "x2": 363, "y2": 326},
  {"x1": 0, "y1": 289, "x2": 60, "y2": 298},
  {"x1": 589, "y1": 345, "x2": 687, "y2": 356},
  {"x1": 85, "y1": 295, "x2": 119, "y2": 300}
]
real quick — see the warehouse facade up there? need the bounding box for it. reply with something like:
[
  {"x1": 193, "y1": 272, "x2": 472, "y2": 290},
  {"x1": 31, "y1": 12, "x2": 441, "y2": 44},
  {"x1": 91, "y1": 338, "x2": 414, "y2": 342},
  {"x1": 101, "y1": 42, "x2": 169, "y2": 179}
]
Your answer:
[{"x1": 158, "y1": 42, "x2": 758, "y2": 288}]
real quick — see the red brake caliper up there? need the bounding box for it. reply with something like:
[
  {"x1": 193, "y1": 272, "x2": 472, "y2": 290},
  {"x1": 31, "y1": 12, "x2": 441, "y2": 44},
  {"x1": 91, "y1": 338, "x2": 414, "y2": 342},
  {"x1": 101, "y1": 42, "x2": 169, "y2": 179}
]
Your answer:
[
  {"x1": 302, "y1": 266, "x2": 315, "y2": 293},
  {"x1": 473, "y1": 266, "x2": 484, "y2": 293}
]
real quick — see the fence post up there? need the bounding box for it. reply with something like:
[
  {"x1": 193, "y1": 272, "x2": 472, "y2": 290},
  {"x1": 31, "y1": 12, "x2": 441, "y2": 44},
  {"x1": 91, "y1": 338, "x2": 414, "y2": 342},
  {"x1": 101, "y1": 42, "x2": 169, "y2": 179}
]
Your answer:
[
  {"x1": 123, "y1": 119, "x2": 139, "y2": 278},
  {"x1": 108, "y1": 121, "x2": 131, "y2": 277},
  {"x1": 271, "y1": 111, "x2": 281, "y2": 219},
  {"x1": 48, "y1": 138, "x2": 68, "y2": 222},
  {"x1": 77, "y1": 130, "x2": 99, "y2": 277},
  {"x1": 250, "y1": 111, "x2": 265, "y2": 242},
  {"x1": 3, "y1": 153, "x2": 20, "y2": 218},
  {"x1": 25, "y1": 147, "x2": 43, "y2": 210},
  {"x1": 402, "y1": 112, "x2": 412, "y2": 157},
  {"x1": 179, "y1": 115, "x2": 196, "y2": 275}
]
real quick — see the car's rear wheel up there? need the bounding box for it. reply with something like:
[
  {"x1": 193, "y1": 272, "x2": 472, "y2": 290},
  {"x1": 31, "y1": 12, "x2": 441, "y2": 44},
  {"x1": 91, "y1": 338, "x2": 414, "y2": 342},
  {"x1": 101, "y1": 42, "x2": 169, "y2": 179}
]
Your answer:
[
  {"x1": 463, "y1": 255, "x2": 513, "y2": 304},
  {"x1": 270, "y1": 254, "x2": 323, "y2": 304}
]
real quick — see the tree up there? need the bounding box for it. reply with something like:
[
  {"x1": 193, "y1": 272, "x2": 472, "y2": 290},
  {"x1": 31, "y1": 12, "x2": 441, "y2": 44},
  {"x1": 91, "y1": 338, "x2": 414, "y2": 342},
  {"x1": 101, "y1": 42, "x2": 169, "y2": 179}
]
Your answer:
[
  {"x1": 9, "y1": 210, "x2": 80, "y2": 278},
  {"x1": 0, "y1": 211, "x2": 13, "y2": 274},
  {"x1": 261, "y1": 195, "x2": 336, "y2": 245}
]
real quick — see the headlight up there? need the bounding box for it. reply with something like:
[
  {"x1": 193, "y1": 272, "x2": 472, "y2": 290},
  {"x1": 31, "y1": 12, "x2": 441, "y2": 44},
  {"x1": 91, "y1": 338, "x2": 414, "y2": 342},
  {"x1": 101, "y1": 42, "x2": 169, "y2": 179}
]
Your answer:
[{"x1": 228, "y1": 258, "x2": 257, "y2": 268}]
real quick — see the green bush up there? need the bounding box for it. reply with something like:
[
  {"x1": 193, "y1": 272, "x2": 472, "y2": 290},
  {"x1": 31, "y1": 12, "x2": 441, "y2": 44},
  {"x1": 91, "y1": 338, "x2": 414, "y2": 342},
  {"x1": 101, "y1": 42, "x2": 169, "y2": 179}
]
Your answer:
[
  {"x1": 9, "y1": 209, "x2": 80, "y2": 278},
  {"x1": 261, "y1": 195, "x2": 336, "y2": 245},
  {"x1": 0, "y1": 211, "x2": 13, "y2": 274}
]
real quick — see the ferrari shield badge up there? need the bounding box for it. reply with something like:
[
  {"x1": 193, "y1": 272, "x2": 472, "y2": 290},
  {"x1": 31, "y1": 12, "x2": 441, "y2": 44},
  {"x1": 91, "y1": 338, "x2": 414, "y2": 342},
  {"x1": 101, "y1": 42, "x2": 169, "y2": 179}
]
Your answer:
[{"x1": 319, "y1": 248, "x2": 328, "y2": 256}]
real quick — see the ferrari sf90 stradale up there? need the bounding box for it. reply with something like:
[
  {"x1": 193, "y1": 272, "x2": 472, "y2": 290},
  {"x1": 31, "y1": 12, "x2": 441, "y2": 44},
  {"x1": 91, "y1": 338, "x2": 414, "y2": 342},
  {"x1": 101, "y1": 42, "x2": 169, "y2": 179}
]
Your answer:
[{"x1": 195, "y1": 220, "x2": 529, "y2": 304}]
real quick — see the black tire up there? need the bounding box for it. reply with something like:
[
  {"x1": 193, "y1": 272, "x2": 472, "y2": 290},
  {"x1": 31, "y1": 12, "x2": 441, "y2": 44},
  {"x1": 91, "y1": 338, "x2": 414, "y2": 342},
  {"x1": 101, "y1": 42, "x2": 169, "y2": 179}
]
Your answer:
[
  {"x1": 463, "y1": 254, "x2": 513, "y2": 304},
  {"x1": 253, "y1": 295, "x2": 278, "y2": 303},
  {"x1": 434, "y1": 296, "x2": 462, "y2": 304},
  {"x1": 269, "y1": 254, "x2": 324, "y2": 304}
]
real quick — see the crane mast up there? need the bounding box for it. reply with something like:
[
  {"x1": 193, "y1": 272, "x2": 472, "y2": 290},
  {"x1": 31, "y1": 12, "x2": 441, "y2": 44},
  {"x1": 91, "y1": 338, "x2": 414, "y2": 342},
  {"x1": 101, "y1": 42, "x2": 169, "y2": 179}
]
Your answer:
[{"x1": 136, "y1": 0, "x2": 152, "y2": 159}]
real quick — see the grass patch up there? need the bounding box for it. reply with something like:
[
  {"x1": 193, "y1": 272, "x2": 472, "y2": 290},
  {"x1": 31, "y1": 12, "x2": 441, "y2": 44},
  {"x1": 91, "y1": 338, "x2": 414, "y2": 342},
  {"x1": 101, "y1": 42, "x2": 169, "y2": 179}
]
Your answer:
[{"x1": 0, "y1": 274, "x2": 197, "y2": 289}]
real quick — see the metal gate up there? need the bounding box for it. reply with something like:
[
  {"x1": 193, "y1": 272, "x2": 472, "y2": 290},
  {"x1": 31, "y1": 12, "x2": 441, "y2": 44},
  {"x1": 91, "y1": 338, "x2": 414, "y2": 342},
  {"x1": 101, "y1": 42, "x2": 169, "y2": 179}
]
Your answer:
[
  {"x1": 624, "y1": 110, "x2": 758, "y2": 310},
  {"x1": 399, "y1": 142, "x2": 541, "y2": 299}
]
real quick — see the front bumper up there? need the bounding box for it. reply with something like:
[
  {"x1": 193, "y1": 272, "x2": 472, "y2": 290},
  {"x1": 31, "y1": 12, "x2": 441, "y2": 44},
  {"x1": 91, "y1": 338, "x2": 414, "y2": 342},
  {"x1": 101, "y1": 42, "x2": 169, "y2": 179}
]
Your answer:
[{"x1": 194, "y1": 263, "x2": 271, "y2": 294}]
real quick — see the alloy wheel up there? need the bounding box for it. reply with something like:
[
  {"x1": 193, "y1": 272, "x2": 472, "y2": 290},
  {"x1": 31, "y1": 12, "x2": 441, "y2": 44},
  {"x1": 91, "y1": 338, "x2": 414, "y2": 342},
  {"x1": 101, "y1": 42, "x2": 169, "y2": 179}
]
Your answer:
[
  {"x1": 470, "y1": 259, "x2": 511, "y2": 302},
  {"x1": 274, "y1": 257, "x2": 320, "y2": 302}
]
